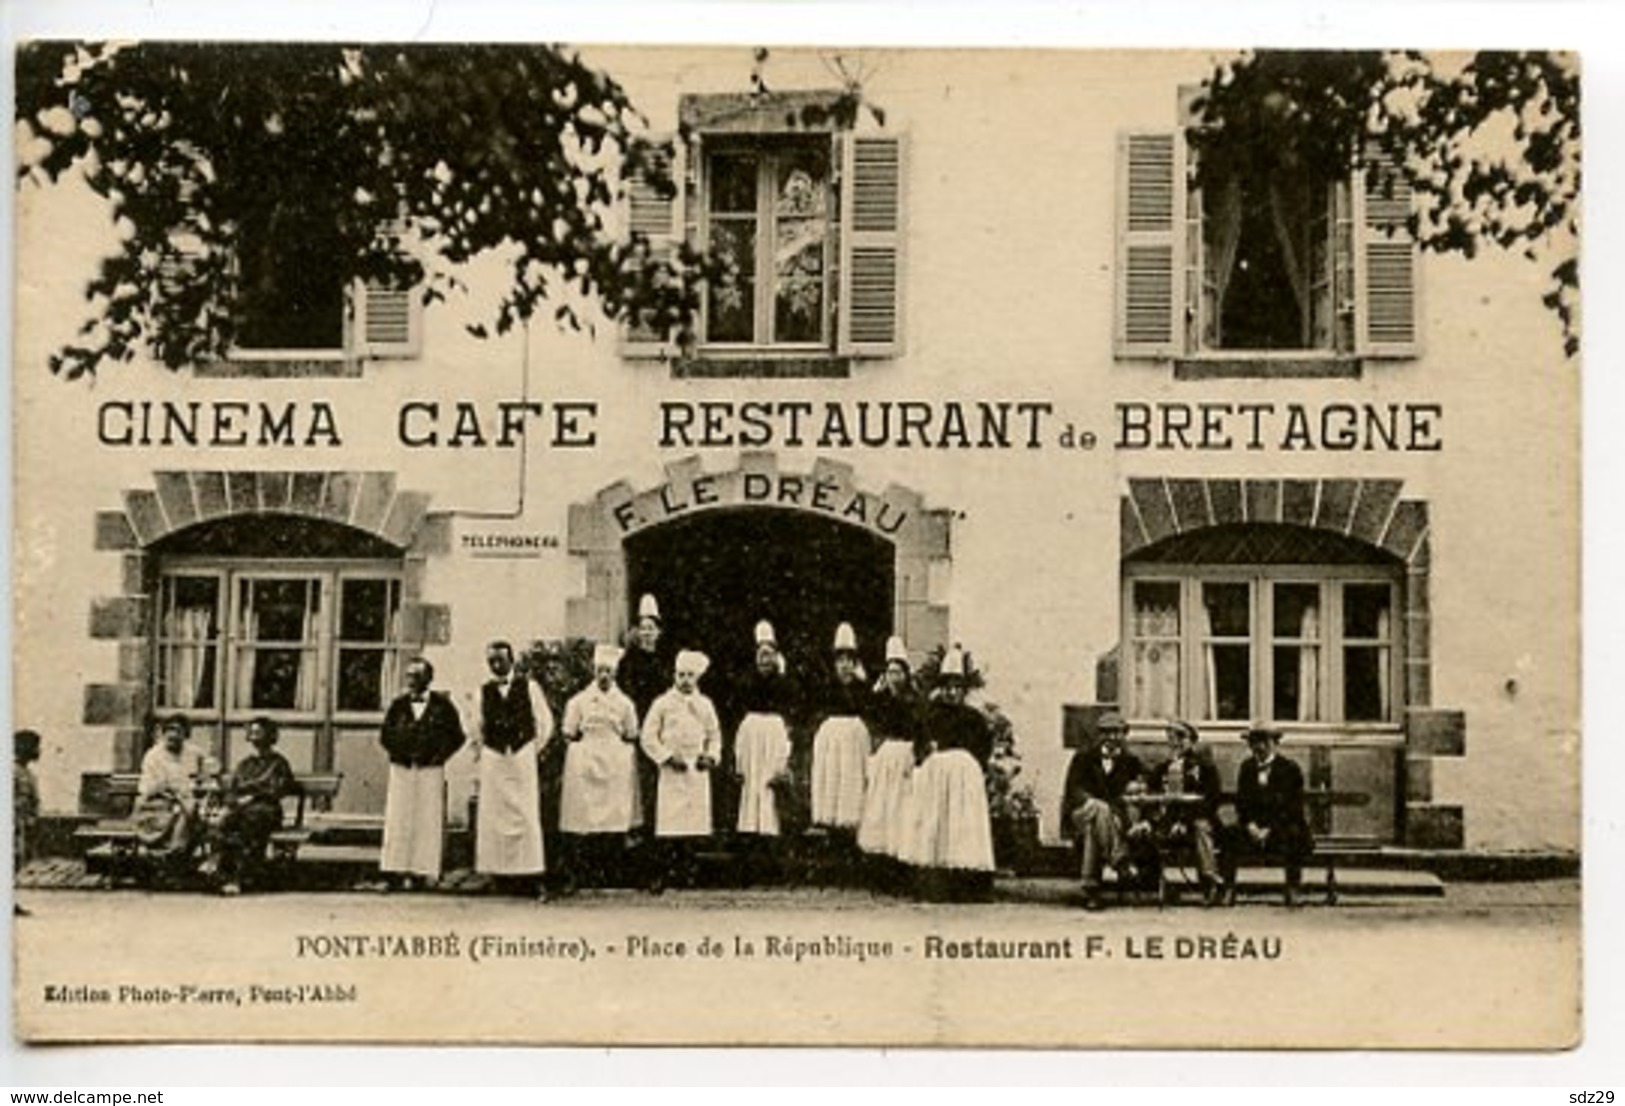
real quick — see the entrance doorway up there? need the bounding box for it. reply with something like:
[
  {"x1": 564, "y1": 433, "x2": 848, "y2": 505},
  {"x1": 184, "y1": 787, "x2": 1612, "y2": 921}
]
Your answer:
[{"x1": 624, "y1": 507, "x2": 896, "y2": 692}]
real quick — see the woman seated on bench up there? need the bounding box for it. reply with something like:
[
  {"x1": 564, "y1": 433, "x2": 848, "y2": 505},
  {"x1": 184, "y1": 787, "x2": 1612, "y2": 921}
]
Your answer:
[
  {"x1": 212, "y1": 716, "x2": 298, "y2": 896},
  {"x1": 133, "y1": 714, "x2": 213, "y2": 873}
]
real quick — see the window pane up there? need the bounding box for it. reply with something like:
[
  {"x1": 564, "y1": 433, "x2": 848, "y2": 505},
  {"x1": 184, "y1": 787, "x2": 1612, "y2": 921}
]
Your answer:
[
  {"x1": 1207, "y1": 644, "x2": 1251, "y2": 721},
  {"x1": 1133, "y1": 581, "x2": 1181, "y2": 636},
  {"x1": 235, "y1": 577, "x2": 320, "y2": 713},
  {"x1": 1344, "y1": 583, "x2": 1393, "y2": 639},
  {"x1": 340, "y1": 578, "x2": 397, "y2": 643},
  {"x1": 1273, "y1": 644, "x2": 1321, "y2": 722},
  {"x1": 709, "y1": 152, "x2": 759, "y2": 213},
  {"x1": 337, "y1": 650, "x2": 388, "y2": 712},
  {"x1": 1272, "y1": 583, "x2": 1320, "y2": 638},
  {"x1": 773, "y1": 147, "x2": 828, "y2": 219},
  {"x1": 707, "y1": 219, "x2": 756, "y2": 342},
  {"x1": 236, "y1": 199, "x2": 345, "y2": 350},
  {"x1": 1202, "y1": 166, "x2": 1332, "y2": 352},
  {"x1": 158, "y1": 576, "x2": 220, "y2": 710},
  {"x1": 1202, "y1": 582, "x2": 1250, "y2": 637},
  {"x1": 1344, "y1": 646, "x2": 1390, "y2": 721}
]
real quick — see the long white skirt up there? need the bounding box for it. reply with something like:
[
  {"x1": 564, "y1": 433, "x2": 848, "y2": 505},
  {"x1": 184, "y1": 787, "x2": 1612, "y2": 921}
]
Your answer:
[
  {"x1": 735, "y1": 712, "x2": 792, "y2": 836},
  {"x1": 381, "y1": 764, "x2": 445, "y2": 878},
  {"x1": 560, "y1": 735, "x2": 639, "y2": 835},
  {"x1": 811, "y1": 715, "x2": 869, "y2": 829},
  {"x1": 858, "y1": 739, "x2": 916, "y2": 857},
  {"x1": 476, "y1": 745, "x2": 545, "y2": 875},
  {"x1": 899, "y1": 749, "x2": 994, "y2": 872}
]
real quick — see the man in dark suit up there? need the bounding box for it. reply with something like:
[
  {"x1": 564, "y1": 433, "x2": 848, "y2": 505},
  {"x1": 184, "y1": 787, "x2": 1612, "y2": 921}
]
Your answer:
[
  {"x1": 378, "y1": 656, "x2": 466, "y2": 891},
  {"x1": 1061, "y1": 711, "x2": 1151, "y2": 911},
  {"x1": 1147, "y1": 719, "x2": 1224, "y2": 906},
  {"x1": 1219, "y1": 724, "x2": 1313, "y2": 906}
]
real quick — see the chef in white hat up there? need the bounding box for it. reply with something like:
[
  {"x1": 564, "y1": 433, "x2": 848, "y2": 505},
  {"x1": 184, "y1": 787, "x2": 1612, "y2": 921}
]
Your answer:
[
  {"x1": 808, "y1": 622, "x2": 873, "y2": 879},
  {"x1": 857, "y1": 635, "x2": 923, "y2": 881},
  {"x1": 639, "y1": 649, "x2": 722, "y2": 893},
  {"x1": 557, "y1": 642, "x2": 642, "y2": 891},
  {"x1": 732, "y1": 620, "x2": 802, "y2": 876},
  {"x1": 899, "y1": 645, "x2": 995, "y2": 900}
]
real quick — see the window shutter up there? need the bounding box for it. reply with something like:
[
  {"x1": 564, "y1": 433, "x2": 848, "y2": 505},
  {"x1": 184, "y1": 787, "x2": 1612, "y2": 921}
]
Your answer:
[
  {"x1": 619, "y1": 133, "x2": 685, "y2": 360},
  {"x1": 1115, "y1": 130, "x2": 1182, "y2": 358},
  {"x1": 355, "y1": 221, "x2": 422, "y2": 359},
  {"x1": 838, "y1": 133, "x2": 904, "y2": 358},
  {"x1": 1356, "y1": 146, "x2": 1419, "y2": 358}
]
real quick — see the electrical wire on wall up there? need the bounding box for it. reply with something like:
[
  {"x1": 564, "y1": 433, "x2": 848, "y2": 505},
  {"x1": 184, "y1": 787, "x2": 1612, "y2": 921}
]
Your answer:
[{"x1": 449, "y1": 318, "x2": 531, "y2": 521}]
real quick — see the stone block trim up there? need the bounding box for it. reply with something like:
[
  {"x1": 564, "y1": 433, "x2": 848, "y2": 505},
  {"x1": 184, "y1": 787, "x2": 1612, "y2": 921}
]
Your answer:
[
  {"x1": 89, "y1": 596, "x2": 147, "y2": 640},
  {"x1": 1405, "y1": 804, "x2": 1465, "y2": 850},
  {"x1": 109, "y1": 471, "x2": 432, "y2": 552},
  {"x1": 567, "y1": 452, "x2": 953, "y2": 652},
  {"x1": 83, "y1": 682, "x2": 149, "y2": 727}
]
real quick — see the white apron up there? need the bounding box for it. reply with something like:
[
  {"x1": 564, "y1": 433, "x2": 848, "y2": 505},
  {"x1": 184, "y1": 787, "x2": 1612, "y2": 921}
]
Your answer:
[
  {"x1": 811, "y1": 715, "x2": 870, "y2": 829},
  {"x1": 858, "y1": 739, "x2": 917, "y2": 857},
  {"x1": 560, "y1": 733, "x2": 639, "y2": 834},
  {"x1": 475, "y1": 743, "x2": 545, "y2": 875},
  {"x1": 381, "y1": 764, "x2": 445, "y2": 878},
  {"x1": 647, "y1": 693, "x2": 718, "y2": 838},
  {"x1": 899, "y1": 749, "x2": 994, "y2": 871},
  {"x1": 735, "y1": 712, "x2": 792, "y2": 836}
]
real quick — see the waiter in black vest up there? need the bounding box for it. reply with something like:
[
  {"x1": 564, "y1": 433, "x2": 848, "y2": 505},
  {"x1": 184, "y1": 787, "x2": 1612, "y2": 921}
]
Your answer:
[{"x1": 473, "y1": 640, "x2": 553, "y2": 898}]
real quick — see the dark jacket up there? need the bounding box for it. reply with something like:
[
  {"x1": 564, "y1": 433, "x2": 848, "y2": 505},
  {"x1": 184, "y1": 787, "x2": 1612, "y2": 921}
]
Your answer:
[
  {"x1": 1060, "y1": 748, "x2": 1145, "y2": 838},
  {"x1": 866, "y1": 687, "x2": 922, "y2": 744},
  {"x1": 617, "y1": 645, "x2": 671, "y2": 724},
  {"x1": 1149, "y1": 749, "x2": 1222, "y2": 820},
  {"x1": 480, "y1": 677, "x2": 542, "y2": 754},
  {"x1": 922, "y1": 700, "x2": 992, "y2": 768},
  {"x1": 379, "y1": 691, "x2": 466, "y2": 768},
  {"x1": 1234, "y1": 754, "x2": 1313, "y2": 857}
]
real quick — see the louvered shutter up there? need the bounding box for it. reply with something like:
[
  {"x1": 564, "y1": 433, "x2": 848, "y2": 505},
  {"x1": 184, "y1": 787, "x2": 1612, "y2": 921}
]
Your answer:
[
  {"x1": 838, "y1": 133, "x2": 904, "y2": 358},
  {"x1": 356, "y1": 222, "x2": 421, "y2": 359},
  {"x1": 619, "y1": 134, "x2": 685, "y2": 360},
  {"x1": 1115, "y1": 130, "x2": 1182, "y2": 358},
  {"x1": 1356, "y1": 147, "x2": 1419, "y2": 358}
]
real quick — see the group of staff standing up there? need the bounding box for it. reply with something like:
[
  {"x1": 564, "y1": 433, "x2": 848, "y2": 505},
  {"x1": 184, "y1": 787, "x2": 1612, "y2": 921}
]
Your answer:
[{"x1": 377, "y1": 594, "x2": 999, "y2": 901}]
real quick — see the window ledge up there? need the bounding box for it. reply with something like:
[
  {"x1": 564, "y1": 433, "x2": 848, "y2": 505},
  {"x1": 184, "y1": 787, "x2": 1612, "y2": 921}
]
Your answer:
[
  {"x1": 1173, "y1": 356, "x2": 1363, "y2": 382},
  {"x1": 673, "y1": 353, "x2": 852, "y2": 380},
  {"x1": 196, "y1": 355, "x2": 362, "y2": 380}
]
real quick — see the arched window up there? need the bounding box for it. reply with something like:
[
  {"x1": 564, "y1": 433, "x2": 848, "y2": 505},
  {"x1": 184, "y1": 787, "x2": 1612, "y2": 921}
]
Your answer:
[{"x1": 1122, "y1": 524, "x2": 1402, "y2": 728}]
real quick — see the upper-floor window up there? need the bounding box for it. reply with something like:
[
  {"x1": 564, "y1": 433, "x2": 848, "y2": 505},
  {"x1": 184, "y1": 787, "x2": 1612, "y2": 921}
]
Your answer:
[
  {"x1": 622, "y1": 91, "x2": 904, "y2": 376},
  {"x1": 1115, "y1": 109, "x2": 1418, "y2": 370}
]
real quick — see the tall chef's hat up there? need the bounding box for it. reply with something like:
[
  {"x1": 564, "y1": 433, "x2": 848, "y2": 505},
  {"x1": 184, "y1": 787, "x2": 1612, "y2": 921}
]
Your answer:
[
  {"x1": 833, "y1": 622, "x2": 858, "y2": 654},
  {"x1": 637, "y1": 594, "x2": 661, "y2": 623},
  {"x1": 674, "y1": 650, "x2": 709, "y2": 679},
  {"x1": 593, "y1": 642, "x2": 624, "y2": 669},
  {"x1": 884, "y1": 635, "x2": 909, "y2": 665},
  {"x1": 755, "y1": 620, "x2": 777, "y2": 647}
]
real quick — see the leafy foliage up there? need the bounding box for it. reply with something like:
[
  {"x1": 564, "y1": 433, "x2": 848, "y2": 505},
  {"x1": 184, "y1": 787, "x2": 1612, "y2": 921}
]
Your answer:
[
  {"x1": 15, "y1": 42, "x2": 697, "y2": 379},
  {"x1": 1192, "y1": 50, "x2": 1579, "y2": 356}
]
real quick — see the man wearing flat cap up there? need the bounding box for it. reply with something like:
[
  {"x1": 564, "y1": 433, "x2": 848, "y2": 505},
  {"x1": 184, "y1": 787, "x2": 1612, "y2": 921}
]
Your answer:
[
  {"x1": 1219, "y1": 724, "x2": 1313, "y2": 906},
  {"x1": 1061, "y1": 710, "x2": 1151, "y2": 911},
  {"x1": 1148, "y1": 720, "x2": 1224, "y2": 906}
]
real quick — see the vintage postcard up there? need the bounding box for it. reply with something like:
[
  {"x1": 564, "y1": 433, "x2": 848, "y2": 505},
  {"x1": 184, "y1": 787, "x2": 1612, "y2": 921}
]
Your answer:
[{"x1": 9, "y1": 41, "x2": 1580, "y2": 1048}]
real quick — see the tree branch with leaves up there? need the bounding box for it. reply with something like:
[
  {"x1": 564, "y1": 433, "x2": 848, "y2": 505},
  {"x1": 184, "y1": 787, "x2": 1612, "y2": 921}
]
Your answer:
[{"x1": 1191, "y1": 50, "x2": 1579, "y2": 356}]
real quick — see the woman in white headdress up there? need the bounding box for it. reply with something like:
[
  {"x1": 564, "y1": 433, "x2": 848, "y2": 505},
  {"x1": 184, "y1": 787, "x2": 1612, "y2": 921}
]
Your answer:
[
  {"x1": 858, "y1": 635, "x2": 922, "y2": 878},
  {"x1": 733, "y1": 621, "x2": 800, "y2": 840},
  {"x1": 558, "y1": 642, "x2": 642, "y2": 890},
  {"x1": 810, "y1": 623, "x2": 872, "y2": 837},
  {"x1": 901, "y1": 645, "x2": 995, "y2": 900},
  {"x1": 640, "y1": 649, "x2": 722, "y2": 893}
]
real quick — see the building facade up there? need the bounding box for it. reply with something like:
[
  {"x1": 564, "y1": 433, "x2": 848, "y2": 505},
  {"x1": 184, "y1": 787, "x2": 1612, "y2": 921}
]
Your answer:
[{"x1": 13, "y1": 48, "x2": 1579, "y2": 853}]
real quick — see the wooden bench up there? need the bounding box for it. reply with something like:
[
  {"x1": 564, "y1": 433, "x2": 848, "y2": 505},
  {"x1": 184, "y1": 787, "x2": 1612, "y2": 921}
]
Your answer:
[
  {"x1": 75, "y1": 772, "x2": 342, "y2": 884},
  {"x1": 1145, "y1": 788, "x2": 1378, "y2": 906}
]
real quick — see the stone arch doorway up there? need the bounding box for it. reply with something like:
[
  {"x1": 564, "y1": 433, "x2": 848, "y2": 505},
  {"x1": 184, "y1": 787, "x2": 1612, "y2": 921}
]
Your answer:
[
  {"x1": 566, "y1": 453, "x2": 953, "y2": 669},
  {"x1": 625, "y1": 507, "x2": 896, "y2": 679}
]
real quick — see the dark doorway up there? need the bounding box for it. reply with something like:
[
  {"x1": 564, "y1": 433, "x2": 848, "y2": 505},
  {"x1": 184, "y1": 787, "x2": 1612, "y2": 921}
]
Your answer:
[{"x1": 624, "y1": 508, "x2": 895, "y2": 697}]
